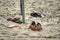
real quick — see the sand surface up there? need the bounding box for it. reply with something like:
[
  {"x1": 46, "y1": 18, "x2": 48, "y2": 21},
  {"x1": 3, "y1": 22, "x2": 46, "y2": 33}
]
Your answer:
[{"x1": 0, "y1": 0, "x2": 60, "y2": 40}]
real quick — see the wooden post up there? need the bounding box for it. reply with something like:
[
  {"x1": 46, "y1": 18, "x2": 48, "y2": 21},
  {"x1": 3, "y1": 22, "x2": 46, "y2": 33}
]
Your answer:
[{"x1": 20, "y1": 0, "x2": 25, "y2": 23}]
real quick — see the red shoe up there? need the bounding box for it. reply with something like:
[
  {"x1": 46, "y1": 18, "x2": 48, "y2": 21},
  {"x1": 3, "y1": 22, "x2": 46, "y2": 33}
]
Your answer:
[
  {"x1": 36, "y1": 23, "x2": 42, "y2": 31},
  {"x1": 29, "y1": 21, "x2": 36, "y2": 31}
]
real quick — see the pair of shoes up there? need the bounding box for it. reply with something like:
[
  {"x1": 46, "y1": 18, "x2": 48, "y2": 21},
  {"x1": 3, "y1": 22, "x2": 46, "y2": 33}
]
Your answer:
[
  {"x1": 31, "y1": 13, "x2": 42, "y2": 17},
  {"x1": 29, "y1": 21, "x2": 42, "y2": 31},
  {"x1": 7, "y1": 18, "x2": 22, "y2": 24}
]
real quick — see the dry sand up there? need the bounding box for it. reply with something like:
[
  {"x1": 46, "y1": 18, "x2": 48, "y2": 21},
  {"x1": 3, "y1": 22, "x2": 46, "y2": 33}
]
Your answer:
[{"x1": 0, "y1": 0, "x2": 60, "y2": 40}]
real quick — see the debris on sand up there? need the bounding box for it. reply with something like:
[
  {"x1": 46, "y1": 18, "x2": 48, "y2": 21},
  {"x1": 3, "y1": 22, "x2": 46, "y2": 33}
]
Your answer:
[{"x1": 7, "y1": 23, "x2": 19, "y2": 28}]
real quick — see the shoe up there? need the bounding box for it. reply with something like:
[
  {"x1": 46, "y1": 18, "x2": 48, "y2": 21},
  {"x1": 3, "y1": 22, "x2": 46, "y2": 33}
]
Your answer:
[
  {"x1": 30, "y1": 13, "x2": 42, "y2": 17},
  {"x1": 31, "y1": 13, "x2": 38, "y2": 17},
  {"x1": 36, "y1": 23, "x2": 42, "y2": 31},
  {"x1": 29, "y1": 21, "x2": 37, "y2": 31},
  {"x1": 7, "y1": 18, "x2": 22, "y2": 24},
  {"x1": 12, "y1": 18, "x2": 22, "y2": 24}
]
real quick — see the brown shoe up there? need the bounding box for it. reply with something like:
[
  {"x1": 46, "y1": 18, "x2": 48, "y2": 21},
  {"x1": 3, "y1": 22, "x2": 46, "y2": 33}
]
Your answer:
[{"x1": 36, "y1": 23, "x2": 42, "y2": 31}]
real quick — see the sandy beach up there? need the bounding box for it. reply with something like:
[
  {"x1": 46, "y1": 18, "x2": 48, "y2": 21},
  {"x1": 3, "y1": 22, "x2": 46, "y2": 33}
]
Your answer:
[{"x1": 0, "y1": 0, "x2": 60, "y2": 40}]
